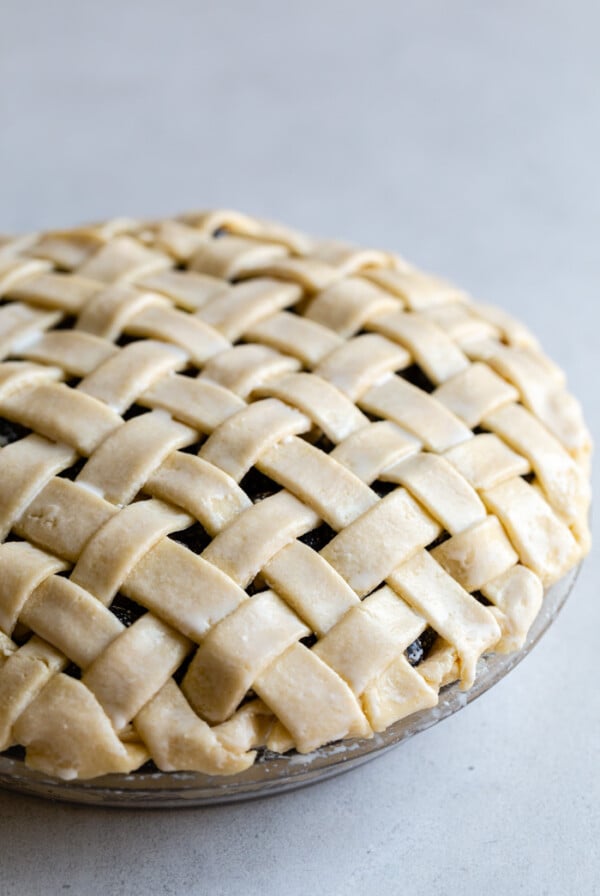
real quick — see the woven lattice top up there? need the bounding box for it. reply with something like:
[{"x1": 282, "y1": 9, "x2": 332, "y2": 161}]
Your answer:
[{"x1": 0, "y1": 209, "x2": 591, "y2": 780}]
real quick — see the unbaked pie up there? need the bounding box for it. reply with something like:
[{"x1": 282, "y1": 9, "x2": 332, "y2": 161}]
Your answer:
[{"x1": 0, "y1": 210, "x2": 591, "y2": 780}]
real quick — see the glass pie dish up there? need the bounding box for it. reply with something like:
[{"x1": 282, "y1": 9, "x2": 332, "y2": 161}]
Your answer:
[
  {"x1": 0, "y1": 563, "x2": 579, "y2": 808},
  {"x1": 0, "y1": 210, "x2": 590, "y2": 806}
]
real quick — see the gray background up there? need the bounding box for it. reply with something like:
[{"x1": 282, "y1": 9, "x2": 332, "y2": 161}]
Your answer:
[{"x1": 1, "y1": 2, "x2": 598, "y2": 894}]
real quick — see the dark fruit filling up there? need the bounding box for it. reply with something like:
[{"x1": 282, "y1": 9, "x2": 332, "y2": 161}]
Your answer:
[
  {"x1": 399, "y1": 364, "x2": 435, "y2": 394},
  {"x1": 169, "y1": 522, "x2": 211, "y2": 555},
  {"x1": 299, "y1": 523, "x2": 336, "y2": 552},
  {"x1": 239, "y1": 468, "x2": 282, "y2": 503},
  {"x1": 427, "y1": 531, "x2": 451, "y2": 550},
  {"x1": 0, "y1": 417, "x2": 30, "y2": 447},
  {"x1": 406, "y1": 627, "x2": 437, "y2": 666},
  {"x1": 371, "y1": 480, "x2": 396, "y2": 498},
  {"x1": 109, "y1": 593, "x2": 147, "y2": 627},
  {"x1": 300, "y1": 634, "x2": 318, "y2": 649},
  {"x1": 63, "y1": 662, "x2": 82, "y2": 680},
  {"x1": 122, "y1": 403, "x2": 151, "y2": 421},
  {"x1": 57, "y1": 457, "x2": 87, "y2": 480}
]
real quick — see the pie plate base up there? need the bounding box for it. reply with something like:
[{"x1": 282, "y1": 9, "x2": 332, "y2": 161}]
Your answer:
[{"x1": 0, "y1": 564, "x2": 579, "y2": 808}]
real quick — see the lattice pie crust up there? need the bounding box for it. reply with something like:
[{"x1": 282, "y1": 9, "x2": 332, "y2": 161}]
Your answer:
[{"x1": 0, "y1": 210, "x2": 591, "y2": 780}]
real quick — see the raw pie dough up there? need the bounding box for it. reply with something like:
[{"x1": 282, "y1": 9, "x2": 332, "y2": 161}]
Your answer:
[{"x1": 0, "y1": 210, "x2": 591, "y2": 780}]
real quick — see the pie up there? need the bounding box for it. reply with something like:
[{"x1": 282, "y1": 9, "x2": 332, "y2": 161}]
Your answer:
[{"x1": 0, "y1": 209, "x2": 591, "y2": 781}]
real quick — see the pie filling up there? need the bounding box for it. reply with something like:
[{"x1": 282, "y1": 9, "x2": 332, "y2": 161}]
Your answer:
[{"x1": 0, "y1": 209, "x2": 591, "y2": 781}]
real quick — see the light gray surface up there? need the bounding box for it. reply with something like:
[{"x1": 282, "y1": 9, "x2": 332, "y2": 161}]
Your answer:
[{"x1": 0, "y1": 2, "x2": 598, "y2": 894}]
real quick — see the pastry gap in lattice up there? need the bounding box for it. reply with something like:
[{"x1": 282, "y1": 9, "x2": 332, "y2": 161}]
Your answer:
[
  {"x1": 0, "y1": 417, "x2": 31, "y2": 447},
  {"x1": 397, "y1": 363, "x2": 436, "y2": 394},
  {"x1": 9, "y1": 619, "x2": 31, "y2": 646},
  {"x1": 51, "y1": 314, "x2": 78, "y2": 331},
  {"x1": 171, "y1": 652, "x2": 196, "y2": 688},
  {"x1": 427, "y1": 530, "x2": 451, "y2": 550},
  {"x1": 300, "y1": 432, "x2": 336, "y2": 454},
  {"x1": 371, "y1": 480, "x2": 397, "y2": 498},
  {"x1": 168, "y1": 521, "x2": 212, "y2": 555},
  {"x1": 300, "y1": 634, "x2": 318, "y2": 649},
  {"x1": 274, "y1": 292, "x2": 313, "y2": 317},
  {"x1": 178, "y1": 365, "x2": 204, "y2": 379},
  {"x1": 361, "y1": 411, "x2": 379, "y2": 426},
  {"x1": 239, "y1": 468, "x2": 283, "y2": 504},
  {"x1": 298, "y1": 523, "x2": 337, "y2": 552},
  {"x1": 110, "y1": 593, "x2": 148, "y2": 628},
  {"x1": 281, "y1": 302, "x2": 302, "y2": 317},
  {"x1": 57, "y1": 457, "x2": 87, "y2": 480},
  {"x1": 245, "y1": 574, "x2": 267, "y2": 597},
  {"x1": 471, "y1": 590, "x2": 492, "y2": 607},
  {"x1": 176, "y1": 439, "x2": 206, "y2": 458},
  {"x1": 3, "y1": 744, "x2": 26, "y2": 762},
  {"x1": 63, "y1": 661, "x2": 83, "y2": 681},
  {"x1": 406, "y1": 627, "x2": 438, "y2": 666},
  {"x1": 122, "y1": 403, "x2": 154, "y2": 421},
  {"x1": 115, "y1": 333, "x2": 143, "y2": 349}
]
